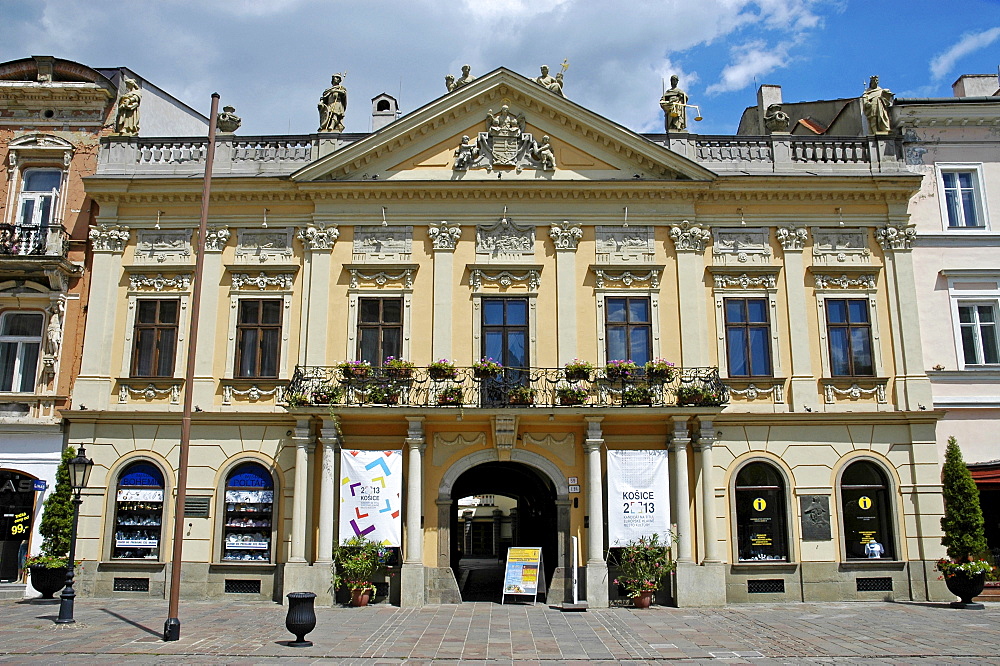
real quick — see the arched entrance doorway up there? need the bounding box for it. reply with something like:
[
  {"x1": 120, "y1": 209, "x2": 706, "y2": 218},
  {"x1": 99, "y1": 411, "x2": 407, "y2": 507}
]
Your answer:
[
  {"x1": 443, "y1": 454, "x2": 568, "y2": 603},
  {"x1": 0, "y1": 470, "x2": 38, "y2": 583}
]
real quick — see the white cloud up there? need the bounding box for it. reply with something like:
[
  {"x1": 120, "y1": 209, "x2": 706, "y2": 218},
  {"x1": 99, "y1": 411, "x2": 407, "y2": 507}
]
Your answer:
[
  {"x1": 706, "y1": 40, "x2": 791, "y2": 94},
  {"x1": 930, "y1": 27, "x2": 1000, "y2": 81}
]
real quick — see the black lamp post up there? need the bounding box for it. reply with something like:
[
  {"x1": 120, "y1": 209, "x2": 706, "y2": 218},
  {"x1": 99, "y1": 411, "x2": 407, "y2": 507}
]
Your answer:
[{"x1": 55, "y1": 445, "x2": 93, "y2": 625}]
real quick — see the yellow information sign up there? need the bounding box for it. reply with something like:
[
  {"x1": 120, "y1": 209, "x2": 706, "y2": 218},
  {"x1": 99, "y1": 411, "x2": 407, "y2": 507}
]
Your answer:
[
  {"x1": 753, "y1": 498, "x2": 767, "y2": 512},
  {"x1": 502, "y1": 547, "x2": 546, "y2": 603},
  {"x1": 858, "y1": 496, "x2": 872, "y2": 510}
]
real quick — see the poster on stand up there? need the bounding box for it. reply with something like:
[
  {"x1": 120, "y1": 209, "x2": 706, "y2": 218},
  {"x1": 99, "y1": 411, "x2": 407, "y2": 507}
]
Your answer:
[
  {"x1": 339, "y1": 450, "x2": 402, "y2": 547},
  {"x1": 607, "y1": 450, "x2": 670, "y2": 546},
  {"x1": 502, "y1": 547, "x2": 545, "y2": 602}
]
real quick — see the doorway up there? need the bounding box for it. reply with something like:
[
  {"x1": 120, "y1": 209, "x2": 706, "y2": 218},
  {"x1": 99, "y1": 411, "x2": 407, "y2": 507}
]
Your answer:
[{"x1": 0, "y1": 470, "x2": 37, "y2": 583}]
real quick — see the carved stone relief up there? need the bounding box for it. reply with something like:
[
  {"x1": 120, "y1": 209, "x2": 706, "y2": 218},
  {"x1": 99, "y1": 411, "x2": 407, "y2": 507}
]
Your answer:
[
  {"x1": 669, "y1": 221, "x2": 711, "y2": 253},
  {"x1": 775, "y1": 226, "x2": 808, "y2": 251},
  {"x1": 595, "y1": 226, "x2": 654, "y2": 263},
  {"x1": 813, "y1": 273, "x2": 876, "y2": 290},
  {"x1": 230, "y1": 272, "x2": 295, "y2": 290},
  {"x1": 235, "y1": 229, "x2": 294, "y2": 263},
  {"x1": 593, "y1": 268, "x2": 661, "y2": 289},
  {"x1": 129, "y1": 273, "x2": 193, "y2": 291},
  {"x1": 476, "y1": 216, "x2": 534, "y2": 260},
  {"x1": 89, "y1": 224, "x2": 130, "y2": 253},
  {"x1": 875, "y1": 224, "x2": 916, "y2": 252},
  {"x1": 204, "y1": 226, "x2": 231, "y2": 252},
  {"x1": 135, "y1": 230, "x2": 192, "y2": 264},
  {"x1": 811, "y1": 229, "x2": 871, "y2": 264},
  {"x1": 297, "y1": 224, "x2": 339, "y2": 251},
  {"x1": 347, "y1": 267, "x2": 416, "y2": 289},
  {"x1": 799, "y1": 496, "x2": 832, "y2": 541},
  {"x1": 428, "y1": 221, "x2": 461, "y2": 250},
  {"x1": 712, "y1": 228, "x2": 771, "y2": 264},
  {"x1": 432, "y1": 432, "x2": 487, "y2": 467},
  {"x1": 712, "y1": 272, "x2": 777, "y2": 289},
  {"x1": 353, "y1": 226, "x2": 412, "y2": 261},
  {"x1": 469, "y1": 268, "x2": 539, "y2": 292},
  {"x1": 549, "y1": 222, "x2": 582, "y2": 250},
  {"x1": 452, "y1": 106, "x2": 551, "y2": 172},
  {"x1": 493, "y1": 415, "x2": 518, "y2": 450}
]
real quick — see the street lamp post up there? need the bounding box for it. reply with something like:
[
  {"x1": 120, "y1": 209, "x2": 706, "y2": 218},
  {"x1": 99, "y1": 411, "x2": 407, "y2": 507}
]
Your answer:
[{"x1": 55, "y1": 445, "x2": 94, "y2": 625}]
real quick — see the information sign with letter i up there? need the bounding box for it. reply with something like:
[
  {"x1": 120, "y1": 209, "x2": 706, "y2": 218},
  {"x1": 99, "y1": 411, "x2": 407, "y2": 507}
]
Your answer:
[{"x1": 501, "y1": 547, "x2": 546, "y2": 604}]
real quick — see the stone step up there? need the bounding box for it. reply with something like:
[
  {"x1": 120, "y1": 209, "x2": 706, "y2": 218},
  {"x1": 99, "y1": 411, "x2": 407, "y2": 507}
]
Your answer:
[
  {"x1": 974, "y1": 583, "x2": 1000, "y2": 602},
  {"x1": 0, "y1": 584, "x2": 27, "y2": 600}
]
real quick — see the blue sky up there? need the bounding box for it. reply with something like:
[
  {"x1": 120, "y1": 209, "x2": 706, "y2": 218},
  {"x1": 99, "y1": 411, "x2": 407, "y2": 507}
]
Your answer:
[{"x1": 2, "y1": 0, "x2": 998, "y2": 136}]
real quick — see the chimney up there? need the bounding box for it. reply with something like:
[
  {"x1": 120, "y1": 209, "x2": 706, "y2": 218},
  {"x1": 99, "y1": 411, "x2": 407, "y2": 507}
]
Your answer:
[
  {"x1": 757, "y1": 85, "x2": 782, "y2": 134},
  {"x1": 952, "y1": 74, "x2": 1000, "y2": 98},
  {"x1": 371, "y1": 93, "x2": 399, "y2": 131}
]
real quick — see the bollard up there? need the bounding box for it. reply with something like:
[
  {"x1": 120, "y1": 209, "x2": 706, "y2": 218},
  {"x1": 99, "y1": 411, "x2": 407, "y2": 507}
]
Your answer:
[{"x1": 285, "y1": 591, "x2": 317, "y2": 647}]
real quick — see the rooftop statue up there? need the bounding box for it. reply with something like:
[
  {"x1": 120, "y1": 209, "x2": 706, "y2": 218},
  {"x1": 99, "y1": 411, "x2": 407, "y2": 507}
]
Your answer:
[
  {"x1": 115, "y1": 77, "x2": 142, "y2": 136},
  {"x1": 861, "y1": 75, "x2": 893, "y2": 135},
  {"x1": 763, "y1": 103, "x2": 790, "y2": 133},
  {"x1": 446, "y1": 64, "x2": 476, "y2": 92},
  {"x1": 659, "y1": 75, "x2": 688, "y2": 131},
  {"x1": 216, "y1": 105, "x2": 242, "y2": 134},
  {"x1": 534, "y1": 62, "x2": 567, "y2": 97},
  {"x1": 318, "y1": 73, "x2": 348, "y2": 133}
]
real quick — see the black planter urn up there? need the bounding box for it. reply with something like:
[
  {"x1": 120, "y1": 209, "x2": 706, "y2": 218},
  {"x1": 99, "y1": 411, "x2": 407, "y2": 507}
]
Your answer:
[
  {"x1": 285, "y1": 591, "x2": 317, "y2": 647},
  {"x1": 945, "y1": 571, "x2": 987, "y2": 608},
  {"x1": 29, "y1": 566, "x2": 68, "y2": 599}
]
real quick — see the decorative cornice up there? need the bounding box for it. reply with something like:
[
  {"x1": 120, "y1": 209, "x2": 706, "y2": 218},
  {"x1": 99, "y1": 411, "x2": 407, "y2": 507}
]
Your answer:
[
  {"x1": 813, "y1": 273, "x2": 877, "y2": 289},
  {"x1": 347, "y1": 267, "x2": 416, "y2": 289},
  {"x1": 592, "y1": 267, "x2": 661, "y2": 289},
  {"x1": 713, "y1": 272, "x2": 777, "y2": 289},
  {"x1": 669, "y1": 220, "x2": 711, "y2": 253},
  {"x1": 89, "y1": 224, "x2": 130, "y2": 253},
  {"x1": 230, "y1": 272, "x2": 295, "y2": 290},
  {"x1": 549, "y1": 221, "x2": 582, "y2": 250},
  {"x1": 470, "y1": 267, "x2": 540, "y2": 291},
  {"x1": 128, "y1": 273, "x2": 192, "y2": 291},
  {"x1": 428, "y1": 221, "x2": 461, "y2": 250},
  {"x1": 297, "y1": 223, "x2": 339, "y2": 250},
  {"x1": 876, "y1": 224, "x2": 916, "y2": 251}
]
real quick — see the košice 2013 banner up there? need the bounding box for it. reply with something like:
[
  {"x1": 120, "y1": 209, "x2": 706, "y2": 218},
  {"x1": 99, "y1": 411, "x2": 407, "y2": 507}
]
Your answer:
[
  {"x1": 339, "y1": 450, "x2": 402, "y2": 546},
  {"x1": 607, "y1": 450, "x2": 670, "y2": 546}
]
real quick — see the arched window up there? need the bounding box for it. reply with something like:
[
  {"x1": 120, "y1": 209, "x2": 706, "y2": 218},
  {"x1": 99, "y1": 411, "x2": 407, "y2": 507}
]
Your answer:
[
  {"x1": 221, "y1": 462, "x2": 274, "y2": 562},
  {"x1": 840, "y1": 460, "x2": 895, "y2": 559},
  {"x1": 734, "y1": 461, "x2": 789, "y2": 561},
  {"x1": 112, "y1": 461, "x2": 165, "y2": 560}
]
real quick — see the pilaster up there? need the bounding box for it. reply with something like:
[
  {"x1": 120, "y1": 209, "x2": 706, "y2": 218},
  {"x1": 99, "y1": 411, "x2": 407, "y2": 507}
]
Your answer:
[
  {"x1": 297, "y1": 221, "x2": 339, "y2": 366},
  {"x1": 429, "y1": 221, "x2": 460, "y2": 360},
  {"x1": 289, "y1": 419, "x2": 313, "y2": 563},
  {"x1": 317, "y1": 416, "x2": 341, "y2": 564},
  {"x1": 551, "y1": 222, "x2": 581, "y2": 365},
  {"x1": 777, "y1": 226, "x2": 817, "y2": 410},
  {"x1": 191, "y1": 225, "x2": 228, "y2": 407},
  {"x1": 670, "y1": 221, "x2": 711, "y2": 366}
]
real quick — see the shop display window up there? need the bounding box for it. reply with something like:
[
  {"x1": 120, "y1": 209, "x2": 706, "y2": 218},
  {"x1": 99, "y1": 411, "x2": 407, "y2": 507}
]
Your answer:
[
  {"x1": 113, "y1": 462, "x2": 165, "y2": 560},
  {"x1": 841, "y1": 460, "x2": 895, "y2": 559},
  {"x1": 734, "y1": 461, "x2": 788, "y2": 562},
  {"x1": 222, "y1": 462, "x2": 274, "y2": 562}
]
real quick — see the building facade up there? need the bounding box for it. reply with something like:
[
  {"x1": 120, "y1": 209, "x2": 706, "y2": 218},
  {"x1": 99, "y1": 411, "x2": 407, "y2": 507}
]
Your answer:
[{"x1": 66, "y1": 68, "x2": 947, "y2": 606}]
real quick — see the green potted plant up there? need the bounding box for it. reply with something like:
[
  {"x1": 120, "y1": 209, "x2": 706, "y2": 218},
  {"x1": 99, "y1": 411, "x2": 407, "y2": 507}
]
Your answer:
[
  {"x1": 676, "y1": 384, "x2": 722, "y2": 406},
  {"x1": 937, "y1": 437, "x2": 994, "y2": 607},
  {"x1": 613, "y1": 532, "x2": 676, "y2": 608},
  {"x1": 437, "y1": 385, "x2": 464, "y2": 406},
  {"x1": 311, "y1": 383, "x2": 342, "y2": 404},
  {"x1": 564, "y1": 359, "x2": 594, "y2": 382},
  {"x1": 472, "y1": 358, "x2": 502, "y2": 379},
  {"x1": 24, "y1": 446, "x2": 76, "y2": 598},
  {"x1": 428, "y1": 358, "x2": 457, "y2": 381},
  {"x1": 365, "y1": 383, "x2": 401, "y2": 405},
  {"x1": 556, "y1": 385, "x2": 588, "y2": 406},
  {"x1": 644, "y1": 358, "x2": 676, "y2": 382},
  {"x1": 284, "y1": 392, "x2": 310, "y2": 407},
  {"x1": 332, "y1": 535, "x2": 388, "y2": 606},
  {"x1": 338, "y1": 360, "x2": 372, "y2": 379},
  {"x1": 507, "y1": 385, "x2": 536, "y2": 406},
  {"x1": 382, "y1": 356, "x2": 415, "y2": 379},
  {"x1": 605, "y1": 359, "x2": 638, "y2": 381},
  {"x1": 623, "y1": 385, "x2": 654, "y2": 405}
]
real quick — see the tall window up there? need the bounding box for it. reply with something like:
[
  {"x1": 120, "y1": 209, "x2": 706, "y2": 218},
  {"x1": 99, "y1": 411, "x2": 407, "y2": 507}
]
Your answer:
[
  {"x1": 725, "y1": 298, "x2": 771, "y2": 376},
  {"x1": 112, "y1": 462, "x2": 165, "y2": 560},
  {"x1": 482, "y1": 298, "x2": 529, "y2": 368},
  {"x1": 358, "y1": 297, "x2": 402, "y2": 366},
  {"x1": 826, "y1": 299, "x2": 873, "y2": 376},
  {"x1": 840, "y1": 460, "x2": 895, "y2": 560},
  {"x1": 17, "y1": 169, "x2": 61, "y2": 229},
  {"x1": 958, "y1": 302, "x2": 999, "y2": 365},
  {"x1": 606, "y1": 296, "x2": 651, "y2": 366},
  {"x1": 734, "y1": 462, "x2": 788, "y2": 561},
  {"x1": 221, "y1": 462, "x2": 274, "y2": 563},
  {"x1": 0, "y1": 312, "x2": 44, "y2": 392},
  {"x1": 236, "y1": 299, "x2": 281, "y2": 378},
  {"x1": 941, "y1": 170, "x2": 984, "y2": 228},
  {"x1": 131, "y1": 300, "x2": 180, "y2": 377}
]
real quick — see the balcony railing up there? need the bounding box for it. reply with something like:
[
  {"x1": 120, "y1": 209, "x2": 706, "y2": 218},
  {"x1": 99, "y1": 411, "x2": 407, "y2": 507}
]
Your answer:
[
  {"x1": 286, "y1": 365, "x2": 728, "y2": 409},
  {"x1": 0, "y1": 223, "x2": 67, "y2": 257}
]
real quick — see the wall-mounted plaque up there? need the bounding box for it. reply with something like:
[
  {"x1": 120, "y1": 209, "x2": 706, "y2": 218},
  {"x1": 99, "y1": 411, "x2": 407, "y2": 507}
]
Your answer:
[{"x1": 799, "y1": 495, "x2": 832, "y2": 541}]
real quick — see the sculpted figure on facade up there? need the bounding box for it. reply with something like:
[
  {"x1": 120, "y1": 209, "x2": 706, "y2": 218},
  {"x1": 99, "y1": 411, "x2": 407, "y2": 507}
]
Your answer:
[
  {"x1": 318, "y1": 73, "x2": 348, "y2": 133},
  {"x1": 861, "y1": 75, "x2": 893, "y2": 135},
  {"x1": 115, "y1": 77, "x2": 142, "y2": 136},
  {"x1": 45, "y1": 301, "x2": 64, "y2": 357},
  {"x1": 659, "y1": 75, "x2": 688, "y2": 131},
  {"x1": 216, "y1": 105, "x2": 242, "y2": 134},
  {"x1": 532, "y1": 135, "x2": 556, "y2": 170},
  {"x1": 763, "y1": 103, "x2": 791, "y2": 133},
  {"x1": 534, "y1": 64, "x2": 566, "y2": 97},
  {"x1": 453, "y1": 135, "x2": 477, "y2": 170},
  {"x1": 446, "y1": 64, "x2": 476, "y2": 91}
]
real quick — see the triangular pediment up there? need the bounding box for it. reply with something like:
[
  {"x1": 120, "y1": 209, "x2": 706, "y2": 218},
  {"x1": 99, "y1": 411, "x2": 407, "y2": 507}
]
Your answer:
[{"x1": 291, "y1": 68, "x2": 715, "y2": 183}]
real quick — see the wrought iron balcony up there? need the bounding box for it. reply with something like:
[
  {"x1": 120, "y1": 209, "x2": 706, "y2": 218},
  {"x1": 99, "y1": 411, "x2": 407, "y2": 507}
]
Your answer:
[{"x1": 286, "y1": 365, "x2": 728, "y2": 409}]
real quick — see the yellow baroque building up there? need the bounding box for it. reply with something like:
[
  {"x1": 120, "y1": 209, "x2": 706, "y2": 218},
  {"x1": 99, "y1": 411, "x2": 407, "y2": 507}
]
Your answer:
[{"x1": 66, "y1": 68, "x2": 948, "y2": 606}]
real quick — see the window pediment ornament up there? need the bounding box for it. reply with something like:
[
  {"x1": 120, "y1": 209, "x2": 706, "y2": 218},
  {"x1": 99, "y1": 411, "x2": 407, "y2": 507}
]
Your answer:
[
  {"x1": 135, "y1": 230, "x2": 192, "y2": 264},
  {"x1": 813, "y1": 273, "x2": 877, "y2": 290},
  {"x1": 550, "y1": 221, "x2": 582, "y2": 250},
  {"x1": 811, "y1": 228, "x2": 871, "y2": 264},
  {"x1": 236, "y1": 229, "x2": 294, "y2": 263},
  {"x1": 346, "y1": 266, "x2": 416, "y2": 289},
  {"x1": 428, "y1": 221, "x2": 461, "y2": 250},
  {"x1": 713, "y1": 272, "x2": 777, "y2": 290},
  {"x1": 7, "y1": 134, "x2": 74, "y2": 175},
  {"x1": 129, "y1": 273, "x2": 192, "y2": 292},
  {"x1": 592, "y1": 266, "x2": 662, "y2": 289},
  {"x1": 231, "y1": 272, "x2": 294, "y2": 290},
  {"x1": 89, "y1": 224, "x2": 130, "y2": 253},
  {"x1": 204, "y1": 226, "x2": 230, "y2": 252},
  {"x1": 712, "y1": 228, "x2": 771, "y2": 264},
  {"x1": 297, "y1": 223, "x2": 339, "y2": 251},
  {"x1": 353, "y1": 225, "x2": 412, "y2": 261},
  {"x1": 469, "y1": 267, "x2": 540, "y2": 292},
  {"x1": 595, "y1": 226, "x2": 653, "y2": 263},
  {"x1": 875, "y1": 224, "x2": 916, "y2": 252},
  {"x1": 476, "y1": 215, "x2": 534, "y2": 260},
  {"x1": 775, "y1": 225, "x2": 808, "y2": 251},
  {"x1": 669, "y1": 221, "x2": 711, "y2": 253}
]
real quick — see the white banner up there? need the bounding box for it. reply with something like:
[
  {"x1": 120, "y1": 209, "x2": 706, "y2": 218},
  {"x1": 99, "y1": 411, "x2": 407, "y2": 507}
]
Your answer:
[
  {"x1": 339, "y1": 450, "x2": 403, "y2": 547},
  {"x1": 116, "y1": 489, "x2": 164, "y2": 502},
  {"x1": 607, "y1": 450, "x2": 670, "y2": 546}
]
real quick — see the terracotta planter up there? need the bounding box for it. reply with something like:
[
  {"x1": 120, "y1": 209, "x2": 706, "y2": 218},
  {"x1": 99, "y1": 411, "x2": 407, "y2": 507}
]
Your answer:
[
  {"x1": 474, "y1": 368, "x2": 500, "y2": 380},
  {"x1": 632, "y1": 590, "x2": 654, "y2": 609},
  {"x1": 29, "y1": 565, "x2": 67, "y2": 599},
  {"x1": 429, "y1": 368, "x2": 457, "y2": 381},
  {"x1": 646, "y1": 369, "x2": 675, "y2": 382},
  {"x1": 945, "y1": 570, "x2": 987, "y2": 606},
  {"x1": 508, "y1": 395, "x2": 534, "y2": 406},
  {"x1": 384, "y1": 367, "x2": 413, "y2": 380},
  {"x1": 350, "y1": 587, "x2": 371, "y2": 607},
  {"x1": 342, "y1": 366, "x2": 371, "y2": 379},
  {"x1": 565, "y1": 369, "x2": 590, "y2": 382},
  {"x1": 558, "y1": 395, "x2": 584, "y2": 406}
]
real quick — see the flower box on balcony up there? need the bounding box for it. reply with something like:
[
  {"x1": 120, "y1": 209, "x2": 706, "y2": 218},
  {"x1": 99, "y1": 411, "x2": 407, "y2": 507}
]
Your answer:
[
  {"x1": 507, "y1": 387, "x2": 536, "y2": 406},
  {"x1": 339, "y1": 360, "x2": 372, "y2": 379},
  {"x1": 428, "y1": 359, "x2": 457, "y2": 381},
  {"x1": 564, "y1": 359, "x2": 594, "y2": 382},
  {"x1": 473, "y1": 358, "x2": 502, "y2": 379},
  {"x1": 644, "y1": 359, "x2": 676, "y2": 382},
  {"x1": 437, "y1": 386, "x2": 463, "y2": 406},
  {"x1": 605, "y1": 360, "x2": 639, "y2": 381},
  {"x1": 382, "y1": 357, "x2": 414, "y2": 380}
]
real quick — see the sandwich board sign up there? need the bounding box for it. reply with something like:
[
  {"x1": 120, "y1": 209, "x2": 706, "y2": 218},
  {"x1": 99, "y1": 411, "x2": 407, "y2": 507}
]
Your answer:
[{"x1": 501, "y1": 547, "x2": 545, "y2": 604}]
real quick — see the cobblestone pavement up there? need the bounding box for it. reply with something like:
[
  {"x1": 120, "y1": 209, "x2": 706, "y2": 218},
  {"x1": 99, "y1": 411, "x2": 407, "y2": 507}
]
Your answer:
[{"x1": 1, "y1": 597, "x2": 999, "y2": 665}]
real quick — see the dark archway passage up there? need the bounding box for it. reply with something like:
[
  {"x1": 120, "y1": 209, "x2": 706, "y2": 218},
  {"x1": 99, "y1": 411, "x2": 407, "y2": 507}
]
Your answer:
[{"x1": 449, "y1": 461, "x2": 557, "y2": 602}]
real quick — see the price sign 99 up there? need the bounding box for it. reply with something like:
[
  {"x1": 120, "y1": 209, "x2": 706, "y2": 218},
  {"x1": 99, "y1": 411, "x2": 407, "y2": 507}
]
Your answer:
[{"x1": 10, "y1": 511, "x2": 29, "y2": 537}]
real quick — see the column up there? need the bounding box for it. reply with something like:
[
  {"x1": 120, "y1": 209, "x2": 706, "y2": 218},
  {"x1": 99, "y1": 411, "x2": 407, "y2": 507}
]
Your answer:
[
  {"x1": 401, "y1": 416, "x2": 426, "y2": 607},
  {"x1": 316, "y1": 416, "x2": 341, "y2": 564},
  {"x1": 583, "y1": 416, "x2": 608, "y2": 608},
  {"x1": 777, "y1": 226, "x2": 817, "y2": 410},
  {"x1": 669, "y1": 418, "x2": 693, "y2": 562},
  {"x1": 289, "y1": 419, "x2": 313, "y2": 563},
  {"x1": 550, "y1": 222, "x2": 581, "y2": 365},
  {"x1": 669, "y1": 222, "x2": 712, "y2": 367},
  {"x1": 429, "y1": 221, "x2": 460, "y2": 360},
  {"x1": 696, "y1": 419, "x2": 723, "y2": 563}
]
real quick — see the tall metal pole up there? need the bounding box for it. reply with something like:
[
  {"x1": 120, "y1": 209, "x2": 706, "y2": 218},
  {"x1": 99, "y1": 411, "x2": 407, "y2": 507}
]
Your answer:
[
  {"x1": 54, "y1": 493, "x2": 82, "y2": 624},
  {"x1": 164, "y1": 93, "x2": 220, "y2": 641}
]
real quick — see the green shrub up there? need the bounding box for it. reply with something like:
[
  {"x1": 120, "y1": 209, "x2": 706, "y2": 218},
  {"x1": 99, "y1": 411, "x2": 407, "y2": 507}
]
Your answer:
[
  {"x1": 37, "y1": 446, "x2": 76, "y2": 562},
  {"x1": 940, "y1": 436, "x2": 988, "y2": 562}
]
